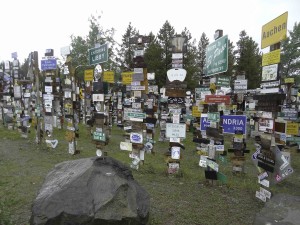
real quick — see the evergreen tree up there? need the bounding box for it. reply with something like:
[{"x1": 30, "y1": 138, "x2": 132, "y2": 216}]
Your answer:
[
  {"x1": 224, "y1": 39, "x2": 236, "y2": 88},
  {"x1": 144, "y1": 32, "x2": 165, "y2": 88},
  {"x1": 117, "y1": 22, "x2": 139, "y2": 72},
  {"x1": 197, "y1": 32, "x2": 209, "y2": 85},
  {"x1": 280, "y1": 22, "x2": 300, "y2": 80},
  {"x1": 156, "y1": 20, "x2": 176, "y2": 86},
  {"x1": 235, "y1": 30, "x2": 261, "y2": 89},
  {"x1": 180, "y1": 27, "x2": 198, "y2": 90}
]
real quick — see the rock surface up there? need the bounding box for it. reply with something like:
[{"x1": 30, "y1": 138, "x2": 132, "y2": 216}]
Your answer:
[
  {"x1": 30, "y1": 156, "x2": 150, "y2": 225},
  {"x1": 253, "y1": 193, "x2": 300, "y2": 225}
]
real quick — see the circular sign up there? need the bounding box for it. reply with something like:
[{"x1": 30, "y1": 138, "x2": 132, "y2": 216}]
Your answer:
[
  {"x1": 96, "y1": 149, "x2": 102, "y2": 157},
  {"x1": 94, "y1": 65, "x2": 102, "y2": 81}
]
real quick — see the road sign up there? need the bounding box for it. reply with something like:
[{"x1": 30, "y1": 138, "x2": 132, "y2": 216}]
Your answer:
[
  {"x1": 41, "y1": 58, "x2": 57, "y2": 71},
  {"x1": 222, "y1": 115, "x2": 247, "y2": 134},
  {"x1": 89, "y1": 43, "x2": 108, "y2": 65},
  {"x1": 205, "y1": 35, "x2": 228, "y2": 76}
]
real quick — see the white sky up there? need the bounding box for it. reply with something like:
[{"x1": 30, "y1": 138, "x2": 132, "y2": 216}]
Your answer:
[{"x1": 0, "y1": 0, "x2": 299, "y2": 63}]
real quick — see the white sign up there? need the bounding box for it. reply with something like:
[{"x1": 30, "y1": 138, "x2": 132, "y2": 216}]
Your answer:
[
  {"x1": 262, "y1": 64, "x2": 278, "y2": 81},
  {"x1": 172, "y1": 53, "x2": 183, "y2": 59},
  {"x1": 166, "y1": 123, "x2": 186, "y2": 138},
  {"x1": 167, "y1": 68, "x2": 186, "y2": 82},
  {"x1": 93, "y1": 94, "x2": 104, "y2": 102}
]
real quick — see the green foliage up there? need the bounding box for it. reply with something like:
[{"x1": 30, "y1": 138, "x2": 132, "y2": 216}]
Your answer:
[
  {"x1": 235, "y1": 30, "x2": 262, "y2": 89},
  {"x1": 281, "y1": 22, "x2": 300, "y2": 78}
]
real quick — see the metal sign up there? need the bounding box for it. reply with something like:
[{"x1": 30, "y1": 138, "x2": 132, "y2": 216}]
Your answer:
[
  {"x1": 222, "y1": 115, "x2": 247, "y2": 134},
  {"x1": 205, "y1": 35, "x2": 228, "y2": 76},
  {"x1": 41, "y1": 58, "x2": 57, "y2": 71},
  {"x1": 200, "y1": 115, "x2": 211, "y2": 131},
  {"x1": 89, "y1": 43, "x2": 108, "y2": 65},
  {"x1": 262, "y1": 64, "x2": 278, "y2": 81},
  {"x1": 261, "y1": 11, "x2": 288, "y2": 49},
  {"x1": 166, "y1": 123, "x2": 186, "y2": 138}
]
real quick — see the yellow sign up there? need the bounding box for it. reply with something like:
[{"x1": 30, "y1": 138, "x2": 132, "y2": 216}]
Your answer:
[
  {"x1": 192, "y1": 106, "x2": 201, "y2": 117},
  {"x1": 261, "y1": 11, "x2": 288, "y2": 49},
  {"x1": 286, "y1": 121, "x2": 299, "y2": 135},
  {"x1": 103, "y1": 71, "x2": 115, "y2": 83},
  {"x1": 122, "y1": 72, "x2": 133, "y2": 85},
  {"x1": 84, "y1": 69, "x2": 94, "y2": 81},
  {"x1": 262, "y1": 49, "x2": 281, "y2": 66},
  {"x1": 284, "y1": 77, "x2": 294, "y2": 84}
]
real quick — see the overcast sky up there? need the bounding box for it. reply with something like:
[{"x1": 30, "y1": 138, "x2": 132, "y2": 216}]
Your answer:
[{"x1": 0, "y1": 0, "x2": 299, "y2": 63}]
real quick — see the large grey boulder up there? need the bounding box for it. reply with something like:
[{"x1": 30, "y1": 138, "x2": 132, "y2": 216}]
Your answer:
[
  {"x1": 30, "y1": 157, "x2": 150, "y2": 225},
  {"x1": 253, "y1": 193, "x2": 300, "y2": 225}
]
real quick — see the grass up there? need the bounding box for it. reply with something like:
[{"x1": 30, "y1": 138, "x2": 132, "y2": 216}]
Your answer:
[{"x1": 0, "y1": 122, "x2": 299, "y2": 225}]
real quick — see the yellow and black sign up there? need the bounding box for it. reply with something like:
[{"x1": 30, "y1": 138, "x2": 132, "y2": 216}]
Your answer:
[
  {"x1": 121, "y1": 72, "x2": 133, "y2": 85},
  {"x1": 103, "y1": 71, "x2": 115, "y2": 83},
  {"x1": 84, "y1": 69, "x2": 94, "y2": 81},
  {"x1": 286, "y1": 121, "x2": 299, "y2": 136},
  {"x1": 261, "y1": 11, "x2": 288, "y2": 49},
  {"x1": 262, "y1": 49, "x2": 281, "y2": 66},
  {"x1": 192, "y1": 106, "x2": 201, "y2": 117}
]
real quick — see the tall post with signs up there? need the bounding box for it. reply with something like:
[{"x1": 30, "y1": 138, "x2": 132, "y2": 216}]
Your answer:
[
  {"x1": 41, "y1": 49, "x2": 58, "y2": 148},
  {"x1": 194, "y1": 31, "x2": 229, "y2": 184},
  {"x1": 120, "y1": 35, "x2": 151, "y2": 169},
  {"x1": 164, "y1": 35, "x2": 187, "y2": 175},
  {"x1": 88, "y1": 42, "x2": 109, "y2": 157},
  {"x1": 253, "y1": 11, "x2": 294, "y2": 203}
]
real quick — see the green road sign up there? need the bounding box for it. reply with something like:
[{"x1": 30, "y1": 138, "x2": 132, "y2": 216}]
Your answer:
[
  {"x1": 93, "y1": 131, "x2": 106, "y2": 142},
  {"x1": 89, "y1": 43, "x2": 108, "y2": 65},
  {"x1": 205, "y1": 35, "x2": 228, "y2": 76}
]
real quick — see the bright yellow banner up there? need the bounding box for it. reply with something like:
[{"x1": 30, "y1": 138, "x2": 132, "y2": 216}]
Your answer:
[
  {"x1": 103, "y1": 71, "x2": 115, "y2": 83},
  {"x1": 261, "y1": 11, "x2": 288, "y2": 49},
  {"x1": 262, "y1": 49, "x2": 281, "y2": 66},
  {"x1": 84, "y1": 69, "x2": 94, "y2": 81},
  {"x1": 122, "y1": 72, "x2": 133, "y2": 85},
  {"x1": 286, "y1": 121, "x2": 299, "y2": 135}
]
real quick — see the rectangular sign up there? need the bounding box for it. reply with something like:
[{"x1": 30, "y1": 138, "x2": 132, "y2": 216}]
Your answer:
[
  {"x1": 222, "y1": 115, "x2": 247, "y2": 134},
  {"x1": 122, "y1": 72, "x2": 133, "y2": 85},
  {"x1": 103, "y1": 71, "x2": 115, "y2": 83},
  {"x1": 84, "y1": 69, "x2": 94, "y2": 81},
  {"x1": 41, "y1": 58, "x2": 57, "y2": 71},
  {"x1": 205, "y1": 95, "x2": 230, "y2": 104},
  {"x1": 89, "y1": 43, "x2": 108, "y2": 65},
  {"x1": 205, "y1": 35, "x2": 228, "y2": 76},
  {"x1": 261, "y1": 64, "x2": 278, "y2": 82},
  {"x1": 166, "y1": 123, "x2": 186, "y2": 138},
  {"x1": 200, "y1": 114, "x2": 210, "y2": 131},
  {"x1": 261, "y1": 11, "x2": 288, "y2": 49},
  {"x1": 286, "y1": 121, "x2": 299, "y2": 135},
  {"x1": 262, "y1": 49, "x2": 281, "y2": 66}
]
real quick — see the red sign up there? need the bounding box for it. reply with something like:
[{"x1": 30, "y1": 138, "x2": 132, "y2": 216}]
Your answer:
[{"x1": 205, "y1": 95, "x2": 230, "y2": 104}]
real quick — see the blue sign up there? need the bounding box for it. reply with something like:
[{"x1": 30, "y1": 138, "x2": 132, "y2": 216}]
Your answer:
[
  {"x1": 41, "y1": 58, "x2": 57, "y2": 71},
  {"x1": 222, "y1": 115, "x2": 247, "y2": 134},
  {"x1": 200, "y1": 116, "x2": 210, "y2": 131}
]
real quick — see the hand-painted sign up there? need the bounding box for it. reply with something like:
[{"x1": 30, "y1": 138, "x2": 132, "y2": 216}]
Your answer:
[
  {"x1": 222, "y1": 115, "x2": 247, "y2": 134},
  {"x1": 166, "y1": 123, "x2": 186, "y2": 138}
]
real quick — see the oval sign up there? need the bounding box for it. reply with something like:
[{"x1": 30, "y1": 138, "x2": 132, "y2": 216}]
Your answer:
[
  {"x1": 167, "y1": 68, "x2": 186, "y2": 82},
  {"x1": 130, "y1": 133, "x2": 143, "y2": 143}
]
